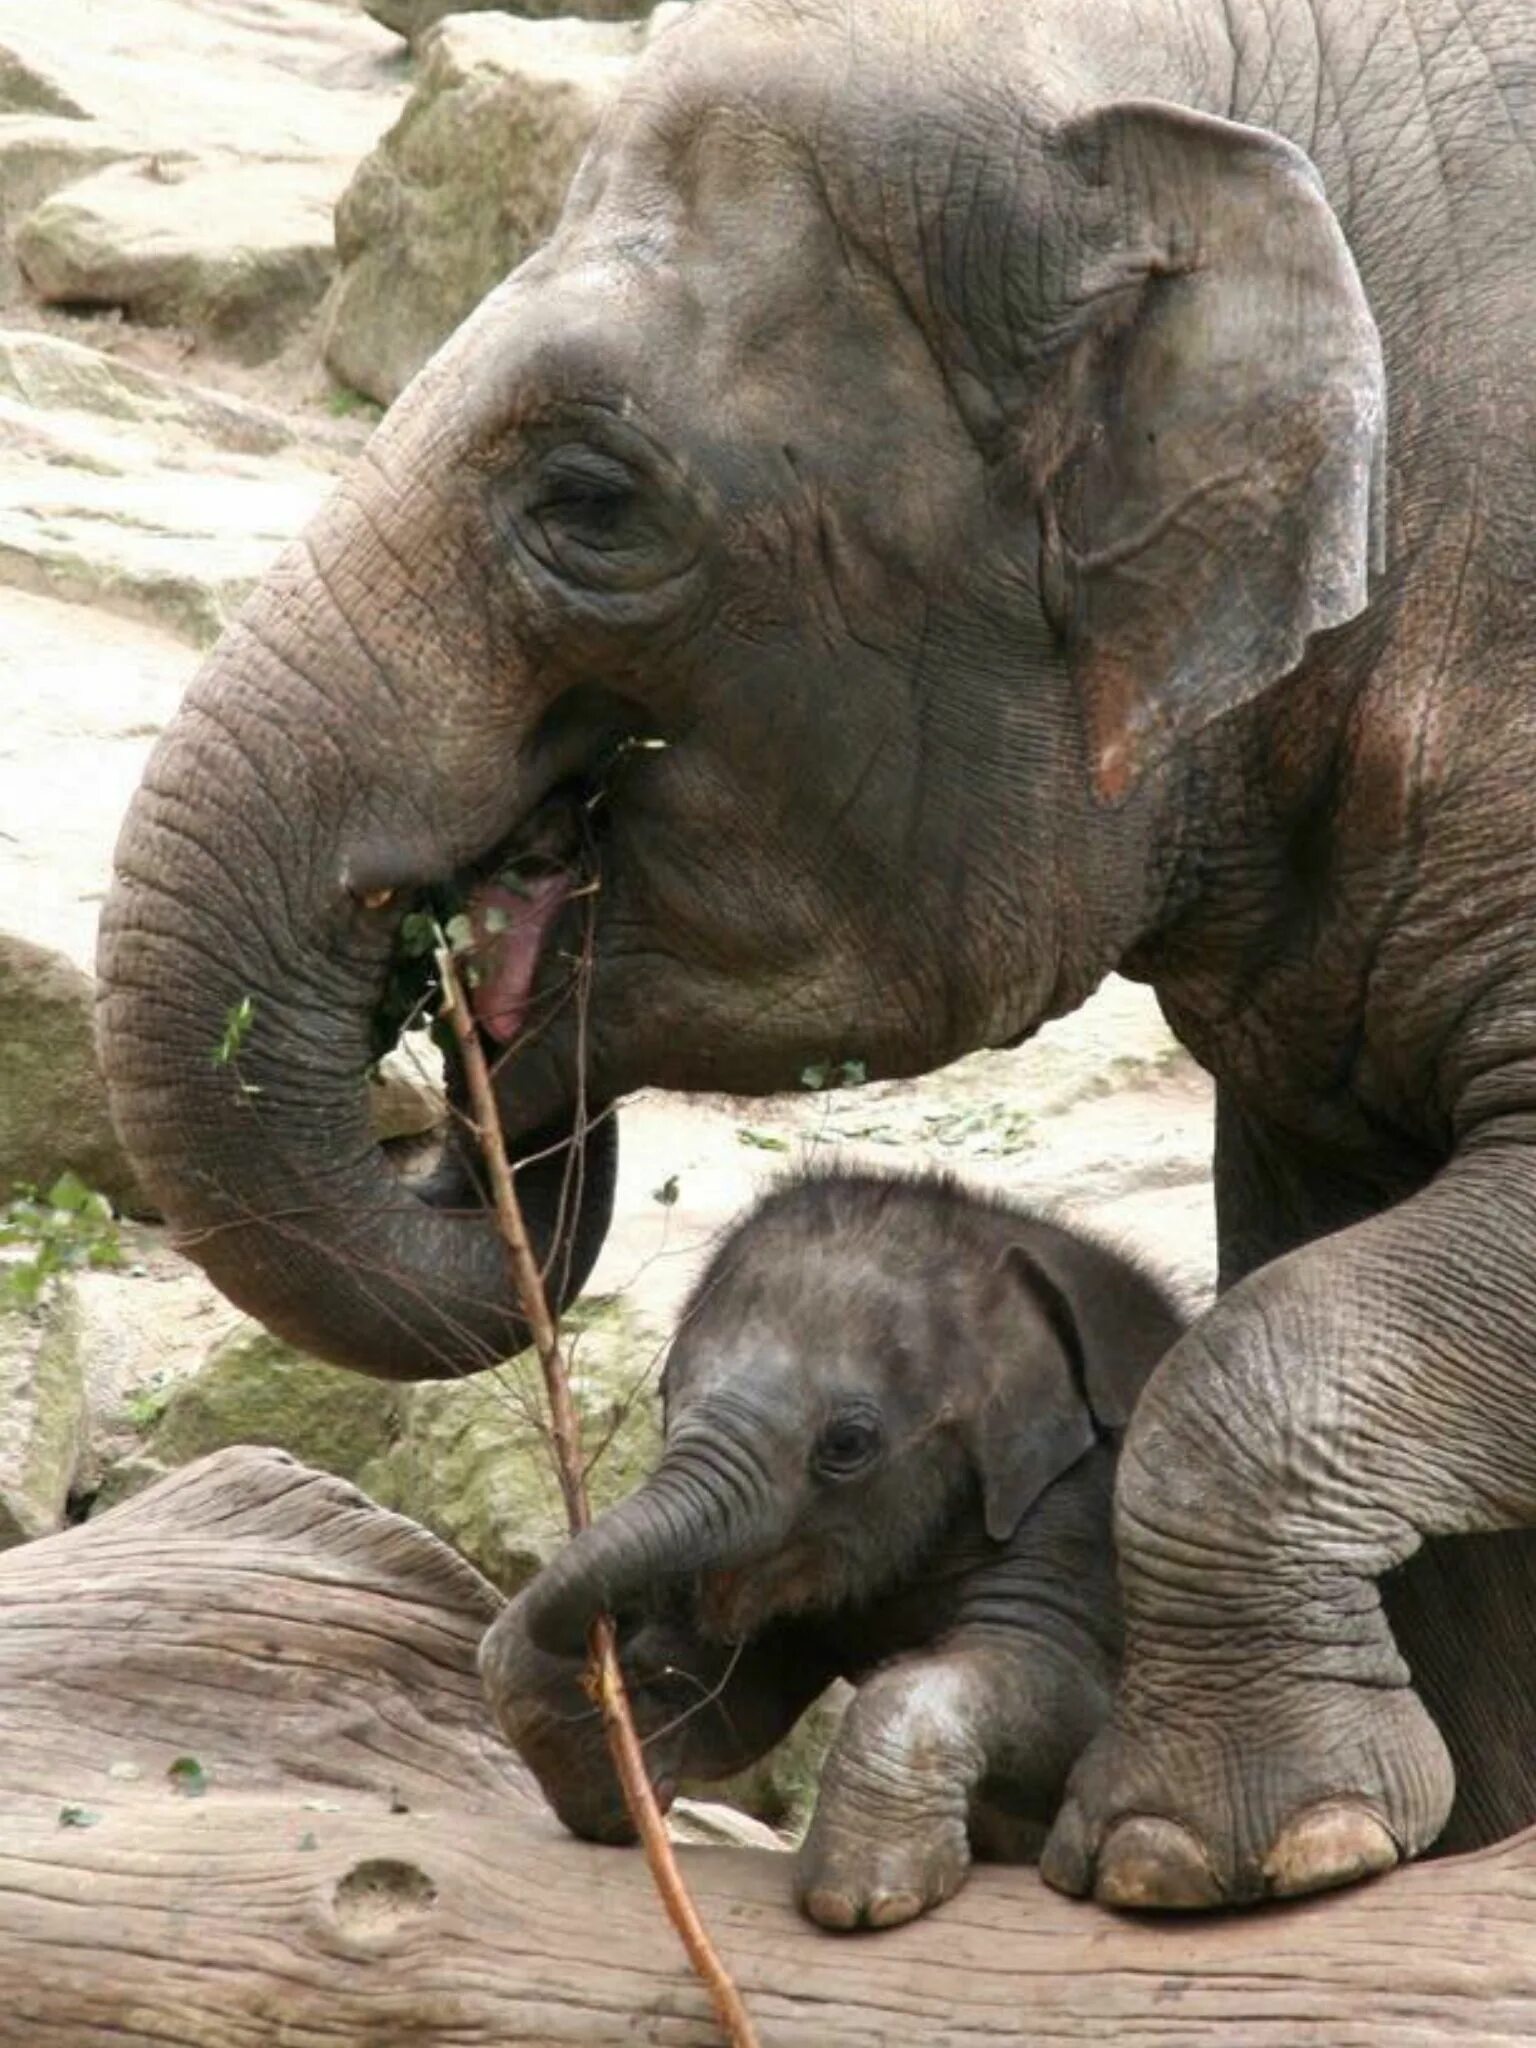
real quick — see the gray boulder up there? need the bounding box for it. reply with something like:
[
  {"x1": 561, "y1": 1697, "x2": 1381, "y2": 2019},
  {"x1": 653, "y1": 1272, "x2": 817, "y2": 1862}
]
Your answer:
[
  {"x1": 0, "y1": 1281, "x2": 86, "y2": 1546},
  {"x1": 324, "y1": 8, "x2": 686, "y2": 404},
  {"x1": 15, "y1": 157, "x2": 340, "y2": 364},
  {"x1": 0, "y1": 42, "x2": 89, "y2": 118},
  {"x1": 139, "y1": 1325, "x2": 406, "y2": 1481},
  {"x1": 356, "y1": 1292, "x2": 665, "y2": 1589},
  {"x1": 0, "y1": 936, "x2": 139, "y2": 1213},
  {"x1": 366, "y1": 0, "x2": 662, "y2": 44}
]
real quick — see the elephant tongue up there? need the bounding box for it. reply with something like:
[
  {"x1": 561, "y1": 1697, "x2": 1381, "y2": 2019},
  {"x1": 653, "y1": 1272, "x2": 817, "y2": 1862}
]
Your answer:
[{"x1": 465, "y1": 875, "x2": 571, "y2": 1044}]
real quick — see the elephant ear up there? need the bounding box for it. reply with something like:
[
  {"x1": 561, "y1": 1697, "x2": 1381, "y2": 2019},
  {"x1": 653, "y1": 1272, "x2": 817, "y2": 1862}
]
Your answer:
[
  {"x1": 1029, "y1": 100, "x2": 1386, "y2": 800},
  {"x1": 963, "y1": 1228, "x2": 1186, "y2": 1543}
]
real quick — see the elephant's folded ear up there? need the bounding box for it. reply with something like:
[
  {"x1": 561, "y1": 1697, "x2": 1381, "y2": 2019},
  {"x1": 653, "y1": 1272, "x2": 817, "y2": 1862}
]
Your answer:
[{"x1": 1031, "y1": 100, "x2": 1386, "y2": 801}]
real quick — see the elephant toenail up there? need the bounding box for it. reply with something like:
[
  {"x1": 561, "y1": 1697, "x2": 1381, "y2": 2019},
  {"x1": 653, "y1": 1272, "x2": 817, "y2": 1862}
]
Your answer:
[
  {"x1": 1263, "y1": 1803, "x2": 1399, "y2": 1898},
  {"x1": 1094, "y1": 1816, "x2": 1225, "y2": 1911},
  {"x1": 1039, "y1": 1799, "x2": 1093, "y2": 1897},
  {"x1": 865, "y1": 1891, "x2": 923, "y2": 1930},
  {"x1": 801, "y1": 1888, "x2": 859, "y2": 1931}
]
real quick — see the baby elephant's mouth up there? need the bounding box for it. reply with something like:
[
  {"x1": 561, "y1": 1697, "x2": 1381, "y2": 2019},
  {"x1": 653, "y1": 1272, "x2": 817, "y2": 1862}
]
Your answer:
[{"x1": 696, "y1": 1543, "x2": 825, "y2": 1640}]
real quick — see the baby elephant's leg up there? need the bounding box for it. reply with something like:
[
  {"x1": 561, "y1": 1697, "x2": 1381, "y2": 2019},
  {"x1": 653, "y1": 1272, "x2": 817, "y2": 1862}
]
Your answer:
[{"x1": 797, "y1": 1631, "x2": 1110, "y2": 1930}]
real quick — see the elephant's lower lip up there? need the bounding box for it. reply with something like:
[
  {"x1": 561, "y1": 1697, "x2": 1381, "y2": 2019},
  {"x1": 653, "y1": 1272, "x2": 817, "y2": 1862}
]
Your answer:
[{"x1": 465, "y1": 874, "x2": 573, "y2": 1043}]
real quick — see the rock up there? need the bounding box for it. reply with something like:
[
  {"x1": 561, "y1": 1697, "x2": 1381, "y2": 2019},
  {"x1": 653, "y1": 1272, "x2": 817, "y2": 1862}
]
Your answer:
[
  {"x1": 15, "y1": 157, "x2": 341, "y2": 363},
  {"x1": 0, "y1": 449, "x2": 327, "y2": 645},
  {"x1": 0, "y1": 0, "x2": 404, "y2": 161},
  {"x1": 368, "y1": 1038, "x2": 445, "y2": 1143},
  {"x1": 0, "y1": 934, "x2": 139, "y2": 1211},
  {"x1": 357, "y1": 1293, "x2": 664, "y2": 1590},
  {"x1": 143, "y1": 1325, "x2": 406, "y2": 1479},
  {"x1": 0, "y1": 44, "x2": 89, "y2": 119},
  {"x1": 685, "y1": 1684, "x2": 852, "y2": 1838},
  {"x1": 665, "y1": 1797, "x2": 787, "y2": 1853},
  {"x1": 0, "y1": 118, "x2": 147, "y2": 292},
  {"x1": 86, "y1": 1450, "x2": 168, "y2": 1515},
  {"x1": 325, "y1": 9, "x2": 683, "y2": 403},
  {"x1": 365, "y1": 0, "x2": 661, "y2": 43},
  {"x1": 0, "y1": 1281, "x2": 86, "y2": 1545},
  {"x1": 0, "y1": 330, "x2": 315, "y2": 459},
  {"x1": 0, "y1": 590, "x2": 194, "y2": 975}
]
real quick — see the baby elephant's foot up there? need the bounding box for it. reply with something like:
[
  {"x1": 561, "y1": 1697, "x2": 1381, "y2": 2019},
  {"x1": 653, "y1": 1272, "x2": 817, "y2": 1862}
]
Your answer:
[
  {"x1": 1042, "y1": 1669, "x2": 1454, "y2": 1910},
  {"x1": 797, "y1": 1797, "x2": 971, "y2": 1931},
  {"x1": 795, "y1": 1666, "x2": 982, "y2": 1931}
]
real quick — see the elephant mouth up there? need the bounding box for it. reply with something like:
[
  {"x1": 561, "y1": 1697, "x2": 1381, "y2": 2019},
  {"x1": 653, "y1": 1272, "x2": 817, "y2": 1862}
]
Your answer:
[
  {"x1": 463, "y1": 873, "x2": 576, "y2": 1044},
  {"x1": 369, "y1": 787, "x2": 598, "y2": 1081},
  {"x1": 697, "y1": 1544, "x2": 826, "y2": 1640}
]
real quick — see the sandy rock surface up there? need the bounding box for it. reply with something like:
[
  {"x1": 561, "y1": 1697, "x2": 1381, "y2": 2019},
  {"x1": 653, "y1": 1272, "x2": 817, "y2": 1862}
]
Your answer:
[
  {"x1": 327, "y1": 7, "x2": 683, "y2": 402},
  {"x1": 368, "y1": 0, "x2": 661, "y2": 44},
  {"x1": 18, "y1": 157, "x2": 341, "y2": 361}
]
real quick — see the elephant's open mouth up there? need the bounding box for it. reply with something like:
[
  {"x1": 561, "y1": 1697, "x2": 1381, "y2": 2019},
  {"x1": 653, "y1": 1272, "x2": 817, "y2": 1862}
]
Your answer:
[{"x1": 369, "y1": 787, "x2": 599, "y2": 1080}]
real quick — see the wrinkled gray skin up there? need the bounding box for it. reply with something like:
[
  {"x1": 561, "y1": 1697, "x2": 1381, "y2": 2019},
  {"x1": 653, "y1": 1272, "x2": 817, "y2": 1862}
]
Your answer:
[
  {"x1": 99, "y1": 0, "x2": 1536, "y2": 1909},
  {"x1": 481, "y1": 1171, "x2": 1185, "y2": 1930}
]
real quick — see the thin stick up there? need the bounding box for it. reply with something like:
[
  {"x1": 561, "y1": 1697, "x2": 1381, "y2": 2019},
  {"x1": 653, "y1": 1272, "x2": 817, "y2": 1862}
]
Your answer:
[{"x1": 437, "y1": 945, "x2": 761, "y2": 2048}]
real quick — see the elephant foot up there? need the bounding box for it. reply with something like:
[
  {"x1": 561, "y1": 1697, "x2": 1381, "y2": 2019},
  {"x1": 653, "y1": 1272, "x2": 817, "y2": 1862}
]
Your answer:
[
  {"x1": 796, "y1": 1799, "x2": 972, "y2": 1931},
  {"x1": 1040, "y1": 1671, "x2": 1454, "y2": 1910}
]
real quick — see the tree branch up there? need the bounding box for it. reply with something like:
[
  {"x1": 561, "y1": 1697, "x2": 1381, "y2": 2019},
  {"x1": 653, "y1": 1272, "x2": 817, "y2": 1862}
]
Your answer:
[{"x1": 437, "y1": 944, "x2": 760, "y2": 2048}]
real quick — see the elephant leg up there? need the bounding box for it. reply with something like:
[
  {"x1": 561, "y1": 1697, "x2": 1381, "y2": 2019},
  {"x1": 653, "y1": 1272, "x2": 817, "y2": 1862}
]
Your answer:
[
  {"x1": 798, "y1": 1625, "x2": 1111, "y2": 1931},
  {"x1": 1212, "y1": 1086, "x2": 1433, "y2": 1291},
  {"x1": 1381, "y1": 1526, "x2": 1536, "y2": 1855},
  {"x1": 1215, "y1": 1092, "x2": 1536, "y2": 1855},
  {"x1": 1042, "y1": 1139, "x2": 1536, "y2": 1910}
]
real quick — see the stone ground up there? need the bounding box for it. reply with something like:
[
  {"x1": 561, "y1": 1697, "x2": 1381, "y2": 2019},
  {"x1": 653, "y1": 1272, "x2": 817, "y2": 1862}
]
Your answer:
[{"x1": 0, "y1": 0, "x2": 1215, "y2": 1825}]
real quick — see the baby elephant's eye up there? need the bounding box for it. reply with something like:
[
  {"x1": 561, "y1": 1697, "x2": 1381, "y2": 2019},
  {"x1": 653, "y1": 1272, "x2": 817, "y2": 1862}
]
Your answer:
[{"x1": 812, "y1": 1410, "x2": 883, "y2": 1482}]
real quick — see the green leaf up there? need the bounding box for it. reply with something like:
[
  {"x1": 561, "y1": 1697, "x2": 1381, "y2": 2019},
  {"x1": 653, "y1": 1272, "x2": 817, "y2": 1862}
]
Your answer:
[
  {"x1": 736, "y1": 1128, "x2": 789, "y2": 1153},
  {"x1": 397, "y1": 911, "x2": 439, "y2": 959},
  {"x1": 46, "y1": 1172, "x2": 91, "y2": 1213},
  {"x1": 212, "y1": 995, "x2": 255, "y2": 1067},
  {"x1": 799, "y1": 1058, "x2": 866, "y2": 1092},
  {"x1": 58, "y1": 1804, "x2": 101, "y2": 1829},
  {"x1": 651, "y1": 1174, "x2": 680, "y2": 1207},
  {"x1": 167, "y1": 1755, "x2": 208, "y2": 1798},
  {"x1": 443, "y1": 912, "x2": 475, "y2": 955}
]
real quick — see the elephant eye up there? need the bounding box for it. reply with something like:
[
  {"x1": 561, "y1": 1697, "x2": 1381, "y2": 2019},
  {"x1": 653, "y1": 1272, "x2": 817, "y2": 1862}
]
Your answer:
[
  {"x1": 531, "y1": 449, "x2": 638, "y2": 539},
  {"x1": 812, "y1": 1410, "x2": 883, "y2": 1482},
  {"x1": 505, "y1": 431, "x2": 699, "y2": 596}
]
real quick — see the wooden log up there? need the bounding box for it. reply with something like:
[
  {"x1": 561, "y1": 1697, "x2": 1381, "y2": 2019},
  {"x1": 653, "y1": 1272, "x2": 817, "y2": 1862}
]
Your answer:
[{"x1": 2, "y1": 1446, "x2": 1534, "y2": 2047}]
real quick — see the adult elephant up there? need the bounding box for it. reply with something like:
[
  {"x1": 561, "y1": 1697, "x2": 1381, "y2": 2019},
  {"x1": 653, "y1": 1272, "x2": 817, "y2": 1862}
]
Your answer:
[{"x1": 99, "y1": 0, "x2": 1536, "y2": 1913}]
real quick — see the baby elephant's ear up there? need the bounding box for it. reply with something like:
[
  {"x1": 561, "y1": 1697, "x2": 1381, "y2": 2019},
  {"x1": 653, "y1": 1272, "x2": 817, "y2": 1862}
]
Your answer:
[
  {"x1": 964, "y1": 1245, "x2": 1100, "y2": 1544},
  {"x1": 964, "y1": 1230, "x2": 1183, "y2": 1544}
]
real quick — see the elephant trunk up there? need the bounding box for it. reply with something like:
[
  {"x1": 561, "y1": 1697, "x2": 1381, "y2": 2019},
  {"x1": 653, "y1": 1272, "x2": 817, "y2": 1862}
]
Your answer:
[
  {"x1": 521, "y1": 1424, "x2": 783, "y2": 1655},
  {"x1": 96, "y1": 522, "x2": 614, "y2": 1382}
]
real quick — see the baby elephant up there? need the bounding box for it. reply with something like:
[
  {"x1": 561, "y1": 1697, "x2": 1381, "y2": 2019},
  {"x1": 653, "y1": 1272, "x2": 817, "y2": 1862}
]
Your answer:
[{"x1": 480, "y1": 1170, "x2": 1183, "y2": 1929}]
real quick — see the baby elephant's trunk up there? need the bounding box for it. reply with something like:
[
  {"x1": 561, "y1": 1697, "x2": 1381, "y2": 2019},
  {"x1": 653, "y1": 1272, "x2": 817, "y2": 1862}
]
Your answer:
[{"x1": 520, "y1": 1429, "x2": 776, "y2": 1654}]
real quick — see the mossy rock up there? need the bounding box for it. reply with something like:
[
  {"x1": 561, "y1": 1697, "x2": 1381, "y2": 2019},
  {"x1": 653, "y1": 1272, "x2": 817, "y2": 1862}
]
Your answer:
[
  {"x1": 358, "y1": 1293, "x2": 664, "y2": 1592},
  {"x1": 0, "y1": 934, "x2": 140, "y2": 1213},
  {"x1": 145, "y1": 1328, "x2": 405, "y2": 1480},
  {"x1": 0, "y1": 1281, "x2": 86, "y2": 1546},
  {"x1": 684, "y1": 1683, "x2": 852, "y2": 1839}
]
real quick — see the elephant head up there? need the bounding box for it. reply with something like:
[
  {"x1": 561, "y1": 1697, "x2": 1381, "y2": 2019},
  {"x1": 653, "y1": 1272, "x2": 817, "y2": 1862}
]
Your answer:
[
  {"x1": 507, "y1": 1171, "x2": 1182, "y2": 1658},
  {"x1": 97, "y1": 0, "x2": 1382, "y2": 1378}
]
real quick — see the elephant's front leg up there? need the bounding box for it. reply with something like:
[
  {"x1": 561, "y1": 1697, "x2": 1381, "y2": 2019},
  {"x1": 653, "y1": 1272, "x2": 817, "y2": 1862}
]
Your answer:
[
  {"x1": 798, "y1": 1627, "x2": 1112, "y2": 1930},
  {"x1": 1042, "y1": 1142, "x2": 1536, "y2": 1909}
]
